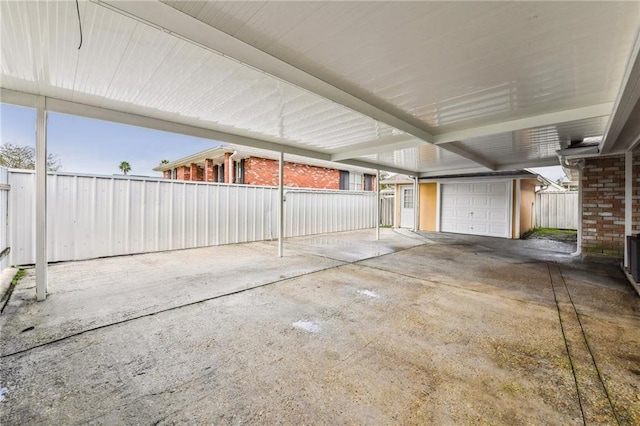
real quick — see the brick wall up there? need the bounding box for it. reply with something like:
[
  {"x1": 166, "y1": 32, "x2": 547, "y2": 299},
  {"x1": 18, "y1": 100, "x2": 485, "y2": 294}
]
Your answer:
[
  {"x1": 582, "y1": 154, "x2": 639, "y2": 258},
  {"x1": 163, "y1": 170, "x2": 170, "y2": 179},
  {"x1": 176, "y1": 166, "x2": 190, "y2": 181},
  {"x1": 205, "y1": 159, "x2": 214, "y2": 182},
  {"x1": 163, "y1": 156, "x2": 375, "y2": 191},
  {"x1": 244, "y1": 157, "x2": 341, "y2": 189},
  {"x1": 189, "y1": 163, "x2": 204, "y2": 182}
]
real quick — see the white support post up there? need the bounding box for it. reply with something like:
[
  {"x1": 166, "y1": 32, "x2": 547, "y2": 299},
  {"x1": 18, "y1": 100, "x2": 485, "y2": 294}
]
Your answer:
[
  {"x1": 435, "y1": 182, "x2": 441, "y2": 232},
  {"x1": 514, "y1": 179, "x2": 521, "y2": 239},
  {"x1": 376, "y1": 169, "x2": 380, "y2": 241},
  {"x1": 413, "y1": 176, "x2": 419, "y2": 232},
  {"x1": 35, "y1": 97, "x2": 48, "y2": 301},
  {"x1": 278, "y1": 151, "x2": 284, "y2": 258},
  {"x1": 625, "y1": 150, "x2": 633, "y2": 268}
]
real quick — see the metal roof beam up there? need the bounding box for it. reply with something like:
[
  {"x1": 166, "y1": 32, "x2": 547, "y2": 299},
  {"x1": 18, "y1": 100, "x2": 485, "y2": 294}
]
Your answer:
[
  {"x1": 418, "y1": 157, "x2": 560, "y2": 178},
  {"x1": 438, "y1": 142, "x2": 497, "y2": 170},
  {"x1": 600, "y1": 29, "x2": 640, "y2": 154},
  {"x1": 495, "y1": 157, "x2": 560, "y2": 170},
  {"x1": 419, "y1": 166, "x2": 490, "y2": 178},
  {"x1": 95, "y1": 0, "x2": 435, "y2": 145},
  {"x1": 1, "y1": 88, "x2": 415, "y2": 176},
  {"x1": 330, "y1": 139, "x2": 424, "y2": 161},
  {"x1": 434, "y1": 103, "x2": 613, "y2": 145},
  {"x1": 332, "y1": 103, "x2": 613, "y2": 166}
]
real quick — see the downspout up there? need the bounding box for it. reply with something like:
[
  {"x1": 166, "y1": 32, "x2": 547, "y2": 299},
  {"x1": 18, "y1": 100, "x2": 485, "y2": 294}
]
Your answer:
[
  {"x1": 376, "y1": 169, "x2": 380, "y2": 241},
  {"x1": 559, "y1": 156, "x2": 585, "y2": 257},
  {"x1": 228, "y1": 150, "x2": 238, "y2": 184},
  {"x1": 411, "y1": 175, "x2": 420, "y2": 232}
]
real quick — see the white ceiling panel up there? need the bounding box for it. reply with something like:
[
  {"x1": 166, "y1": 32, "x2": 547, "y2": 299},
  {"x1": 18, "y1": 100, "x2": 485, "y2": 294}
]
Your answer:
[
  {"x1": 452, "y1": 116, "x2": 610, "y2": 166},
  {"x1": 358, "y1": 144, "x2": 482, "y2": 174},
  {"x1": 1, "y1": 0, "x2": 411, "y2": 165},
  {"x1": 165, "y1": 1, "x2": 639, "y2": 133}
]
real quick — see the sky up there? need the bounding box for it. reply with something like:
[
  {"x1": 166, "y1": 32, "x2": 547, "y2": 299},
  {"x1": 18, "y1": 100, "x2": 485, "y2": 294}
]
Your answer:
[
  {"x1": 0, "y1": 103, "x2": 218, "y2": 177},
  {"x1": 0, "y1": 103, "x2": 567, "y2": 181}
]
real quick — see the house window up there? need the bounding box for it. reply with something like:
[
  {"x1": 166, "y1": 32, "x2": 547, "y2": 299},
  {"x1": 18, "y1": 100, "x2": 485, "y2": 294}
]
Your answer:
[
  {"x1": 339, "y1": 171, "x2": 349, "y2": 190},
  {"x1": 364, "y1": 174, "x2": 374, "y2": 191},
  {"x1": 216, "y1": 164, "x2": 225, "y2": 183},
  {"x1": 235, "y1": 159, "x2": 245, "y2": 184},
  {"x1": 349, "y1": 172, "x2": 363, "y2": 191},
  {"x1": 403, "y1": 188, "x2": 414, "y2": 209},
  {"x1": 339, "y1": 171, "x2": 366, "y2": 191},
  {"x1": 171, "y1": 168, "x2": 177, "y2": 179}
]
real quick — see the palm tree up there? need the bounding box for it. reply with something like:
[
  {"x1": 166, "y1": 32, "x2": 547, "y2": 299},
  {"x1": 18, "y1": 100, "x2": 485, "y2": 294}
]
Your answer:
[
  {"x1": 160, "y1": 159, "x2": 169, "y2": 165},
  {"x1": 119, "y1": 161, "x2": 131, "y2": 175}
]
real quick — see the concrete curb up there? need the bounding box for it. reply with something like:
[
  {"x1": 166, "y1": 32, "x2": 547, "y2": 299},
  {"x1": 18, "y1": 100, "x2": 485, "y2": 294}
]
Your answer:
[{"x1": 0, "y1": 267, "x2": 19, "y2": 304}]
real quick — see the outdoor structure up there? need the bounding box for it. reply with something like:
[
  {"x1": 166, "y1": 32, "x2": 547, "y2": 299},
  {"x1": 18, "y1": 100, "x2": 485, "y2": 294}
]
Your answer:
[
  {"x1": 385, "y1": 171, "x2": 547, "y2": 239},
  {"x1": 0, "y1": 1, "x2": 639, "y2": 296},
  {"x1": 154, "y1": 144, "x2": 377, "y2": 191},
  {"x1": 2, "y1": 3, "x2": 640, "y2": 424}
]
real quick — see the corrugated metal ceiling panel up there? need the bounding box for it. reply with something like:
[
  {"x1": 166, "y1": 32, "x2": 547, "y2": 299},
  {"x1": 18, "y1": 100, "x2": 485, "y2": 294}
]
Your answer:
[
  {"x1": 453, "y1": 116, "x2": 609, "y2": 165},
  {"x1": 165, "y1": 1, "x2": 639, "y2": 133},
  {"x1": 2, "y1": 1, "x2": 639, "y2": 176},
  {"x1": 358, "y1": 145, "x2": 481, "y2": 173},
  {"x1": 0, "y1": 1, "x2": 410, "y2": 159}
]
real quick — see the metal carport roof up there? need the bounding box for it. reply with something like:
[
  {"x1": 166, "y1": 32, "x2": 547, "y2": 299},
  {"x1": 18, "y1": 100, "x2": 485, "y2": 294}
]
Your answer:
[{"x1": 2, "y1": 1, "x2": 639, "y2": 176}]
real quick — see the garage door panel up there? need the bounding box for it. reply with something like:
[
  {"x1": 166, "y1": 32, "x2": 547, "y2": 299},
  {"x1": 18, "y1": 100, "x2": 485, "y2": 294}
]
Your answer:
[
  {"x1": 442, "y1": 208, "x2": 471, "y2": 219},
  {"x1": 489, "y1": 197, "x2": 508, "y2": 208},
  {"x1": 489, "y1": 224, "x2": 509, "y2": 235},
  {"x1": 455, "y1": 184, "x2": 473, "y2": 193},
  {"x1": 440, "y1": 181, "x2": 511, "y2": 238},
  {"x1": 470, "y1": 183, "x2": 491, "y2": 194},
  {"x1": 488, "y1": 210, "x2": 509, "y2": 221}
]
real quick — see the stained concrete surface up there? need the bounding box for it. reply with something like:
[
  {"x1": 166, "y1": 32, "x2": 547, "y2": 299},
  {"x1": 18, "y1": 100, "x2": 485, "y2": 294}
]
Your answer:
[{"x1": 1, "y1": 229, "x2": 639, "y2": 425}]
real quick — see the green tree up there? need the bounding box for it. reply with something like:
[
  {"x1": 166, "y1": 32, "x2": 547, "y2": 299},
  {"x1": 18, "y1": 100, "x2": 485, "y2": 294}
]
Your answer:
[
  {"x1": 119, "y1": 161, "x2": 131, "y2": 175},
  {"x1": 0, "y1": 143, "x2": 62, "y2": 171},
  {"x1": 160, "y1": 159, "x2": 169, "y2": 165},
  {"x1": 379, "y1": 171, "x2": 391, "y2": 190}
]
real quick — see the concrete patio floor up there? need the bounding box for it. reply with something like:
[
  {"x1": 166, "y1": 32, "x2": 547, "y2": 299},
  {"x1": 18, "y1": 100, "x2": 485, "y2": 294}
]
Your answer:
[{"x1": 1, "y1": 229, "x2": 639, "y2": 425}]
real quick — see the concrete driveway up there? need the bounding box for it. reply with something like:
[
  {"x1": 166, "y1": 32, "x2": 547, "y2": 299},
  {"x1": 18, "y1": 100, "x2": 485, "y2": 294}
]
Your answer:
[{"x1": 1, "y1": 229, "x2": 638, "y2": 425}]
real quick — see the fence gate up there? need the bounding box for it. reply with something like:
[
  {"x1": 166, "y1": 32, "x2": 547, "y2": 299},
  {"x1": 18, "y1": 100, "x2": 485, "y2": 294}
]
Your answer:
[{"x1": 535, "y1": 191, "x2": 578, "y2": 230}]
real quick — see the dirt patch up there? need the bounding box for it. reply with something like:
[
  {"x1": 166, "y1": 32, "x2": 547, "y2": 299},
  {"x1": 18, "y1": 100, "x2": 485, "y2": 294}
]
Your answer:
[{"x1": 523, "y1": 228, "x2": 577, "y2": 243}]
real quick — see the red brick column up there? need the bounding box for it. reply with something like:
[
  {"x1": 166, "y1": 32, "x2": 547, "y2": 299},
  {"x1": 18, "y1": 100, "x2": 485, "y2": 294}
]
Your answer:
[
  {"x1": 163, "y1": 170, "x2": 170, "y2": 179},
  {"x1": 205, "y1": 159, "x2": 214, "y2": 182},
  {"x1": 189, "y1": 163, "x2": 199, "y2": 181},
  {"x1": 176, "y1": 166, "x2": 190, "y2": 181},
  {"x1": 582, "y1": 155, "x2": 626, "y2": 257},
  {"x1": 224, "y1": 153, "x2": 232, "y2": 183}
]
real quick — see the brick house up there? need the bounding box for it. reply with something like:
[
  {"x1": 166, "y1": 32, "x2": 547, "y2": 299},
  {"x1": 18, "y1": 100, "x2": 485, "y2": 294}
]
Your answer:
[{"x1": 154, "y1": 144, "x2": 377, "y2": 191}]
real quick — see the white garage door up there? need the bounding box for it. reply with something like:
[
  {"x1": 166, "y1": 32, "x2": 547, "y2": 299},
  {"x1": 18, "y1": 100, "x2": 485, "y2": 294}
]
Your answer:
[{"x1": 441, "y1": 181, "x2": 511, "y2": 238}]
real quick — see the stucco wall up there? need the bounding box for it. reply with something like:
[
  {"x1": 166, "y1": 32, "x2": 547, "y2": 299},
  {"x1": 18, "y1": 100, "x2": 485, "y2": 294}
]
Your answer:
[
  {"x1": 419, "y1": 183, "x2": 437, "y2": 231},
  {"x1": 520, "y1": 180, "x2": 536, "y2": 235}
]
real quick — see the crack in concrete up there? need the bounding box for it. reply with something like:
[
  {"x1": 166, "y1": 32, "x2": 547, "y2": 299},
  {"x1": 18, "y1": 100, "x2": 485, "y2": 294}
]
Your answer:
[
  {"x1": 548, "y1": 262, "x2": 622, "y2": 426},
  {"x1": 1, "y1": 262, "x2": 348, "y2": 359}
]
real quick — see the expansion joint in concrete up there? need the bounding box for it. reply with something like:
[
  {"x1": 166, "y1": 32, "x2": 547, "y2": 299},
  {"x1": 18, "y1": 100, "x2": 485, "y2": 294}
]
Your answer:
[{"x1": 547, "y1": 262, "x2": 621, "y2": 426}]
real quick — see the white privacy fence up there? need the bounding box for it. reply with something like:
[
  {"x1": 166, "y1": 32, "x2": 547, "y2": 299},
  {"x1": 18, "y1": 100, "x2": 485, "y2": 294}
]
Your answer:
[
  {"x1": 380, "y1": 195, "x2": 394, "y2": 226},
  {"x1": 535, "y1": 191, "x2": 579, "y2": 230},
  {"x1": 283, "y1": 190, "x2": 376, "y2": 238},
  {"x1": 9, "y1": 170, "x2": 377, "y2": 265},
  {"x1": 0, "y1": 167, "x2": 9, "y2": 271}
]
